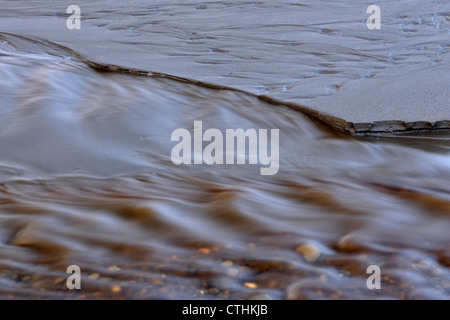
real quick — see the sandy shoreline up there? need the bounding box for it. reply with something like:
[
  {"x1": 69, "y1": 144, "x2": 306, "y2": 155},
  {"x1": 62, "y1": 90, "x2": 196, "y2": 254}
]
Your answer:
[{"x1": 1, "y1": 0, "x2": 449, "y2": 131}]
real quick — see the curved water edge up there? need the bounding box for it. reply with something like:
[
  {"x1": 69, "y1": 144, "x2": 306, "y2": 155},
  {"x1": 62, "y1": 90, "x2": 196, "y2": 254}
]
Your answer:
[
  {"x1": 2, "y1": 32, "x2": 449, "y2": 135},
  {"x1": 2, "y1": 0, "x2": 448, "y2": 126},
  {"x1": 0, "y1": 33, "x2": 449, "y2": 299},
  {"x1": 0, "y1": 32, "x2": 350, "y2": 135}
]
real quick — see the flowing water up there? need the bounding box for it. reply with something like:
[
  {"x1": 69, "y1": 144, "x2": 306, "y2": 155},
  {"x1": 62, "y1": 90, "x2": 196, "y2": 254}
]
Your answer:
[{"x1": 0, "y1": 1, "x2": 449, "y2": 300}]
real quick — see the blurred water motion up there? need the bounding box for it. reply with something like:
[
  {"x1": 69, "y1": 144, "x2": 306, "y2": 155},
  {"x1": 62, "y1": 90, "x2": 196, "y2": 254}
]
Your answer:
[{"x1": 0, "y1": 34, "x2": 449, "y2": 300}]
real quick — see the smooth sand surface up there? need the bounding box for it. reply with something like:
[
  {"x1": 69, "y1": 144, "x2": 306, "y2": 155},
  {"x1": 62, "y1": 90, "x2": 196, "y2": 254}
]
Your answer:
[{"x1": 1, "y1": 0, "x2": 448, "y2": 131}]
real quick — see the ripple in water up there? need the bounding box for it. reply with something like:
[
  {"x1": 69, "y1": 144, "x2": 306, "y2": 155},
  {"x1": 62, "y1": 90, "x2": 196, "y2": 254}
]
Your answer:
[{"x1": 0, "y1": 35, "x2": 449, "y2": 300}]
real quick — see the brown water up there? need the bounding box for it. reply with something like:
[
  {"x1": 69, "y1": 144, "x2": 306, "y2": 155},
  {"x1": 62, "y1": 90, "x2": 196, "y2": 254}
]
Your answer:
[{"x1": 0, "y1": 34, "x2": 449, "y2": 300}]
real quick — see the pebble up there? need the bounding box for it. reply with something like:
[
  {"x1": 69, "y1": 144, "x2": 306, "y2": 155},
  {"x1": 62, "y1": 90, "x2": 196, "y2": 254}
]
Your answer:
[
  {"x1": 110, "y1": 285, "x2": 122, "y2": 293},
  {"x1": 336, "y1": 234, "x2": 364, "y2": 252},
  {"x1": 296, "y1": 244, "x2": 321, "y2": 263},
  {"x1": 221, "y1": 260, "x2": 233, "y2": 266},
  {"x1": 88, "y1": 273, "x2": 100, "y2": 280},
  {"x1": 208, "y1": 287, "x2": 219, "y2": 294},
  {"x1": 108, "y1": 265, "x2": 121, "y2": 272},
  {"x1": 244, "y1": 282, "x2": 258, "y2": 289}
]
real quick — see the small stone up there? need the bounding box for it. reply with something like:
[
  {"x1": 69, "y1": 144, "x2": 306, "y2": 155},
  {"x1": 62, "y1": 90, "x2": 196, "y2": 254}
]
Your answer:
[
  {"x1": 108, "y1": 265, "x2": 121, "y2": 272},
  {"x1": 336, "y1": 234, "x2": 365, "y2": 252},
  {"x1": 208, "y1": 287, "x2": 219, "y2": 294},
  {"x1": 198, "y1": 248, "x2": 211, "y2": 254},
  {"x1": 244, "y1": 282, "x2": 258, "y2": 289},
  {"x1": 296, "y1": 244, "x2": 321, "y2": 263},
  {"x1": 88, "y1": 273, "x2": 100, "y2": 280},
  {"x1": 221, "y1": 260, "x2": 233, "y2": 266},
  {"x1": 111, "y1": 285, "x2": 122, "y2": 293}
]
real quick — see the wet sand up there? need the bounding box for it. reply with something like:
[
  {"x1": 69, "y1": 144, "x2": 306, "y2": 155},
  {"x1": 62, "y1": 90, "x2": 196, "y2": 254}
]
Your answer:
[{"x1": 1, "y1": 0, "x2": 449, "y2": 130}]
